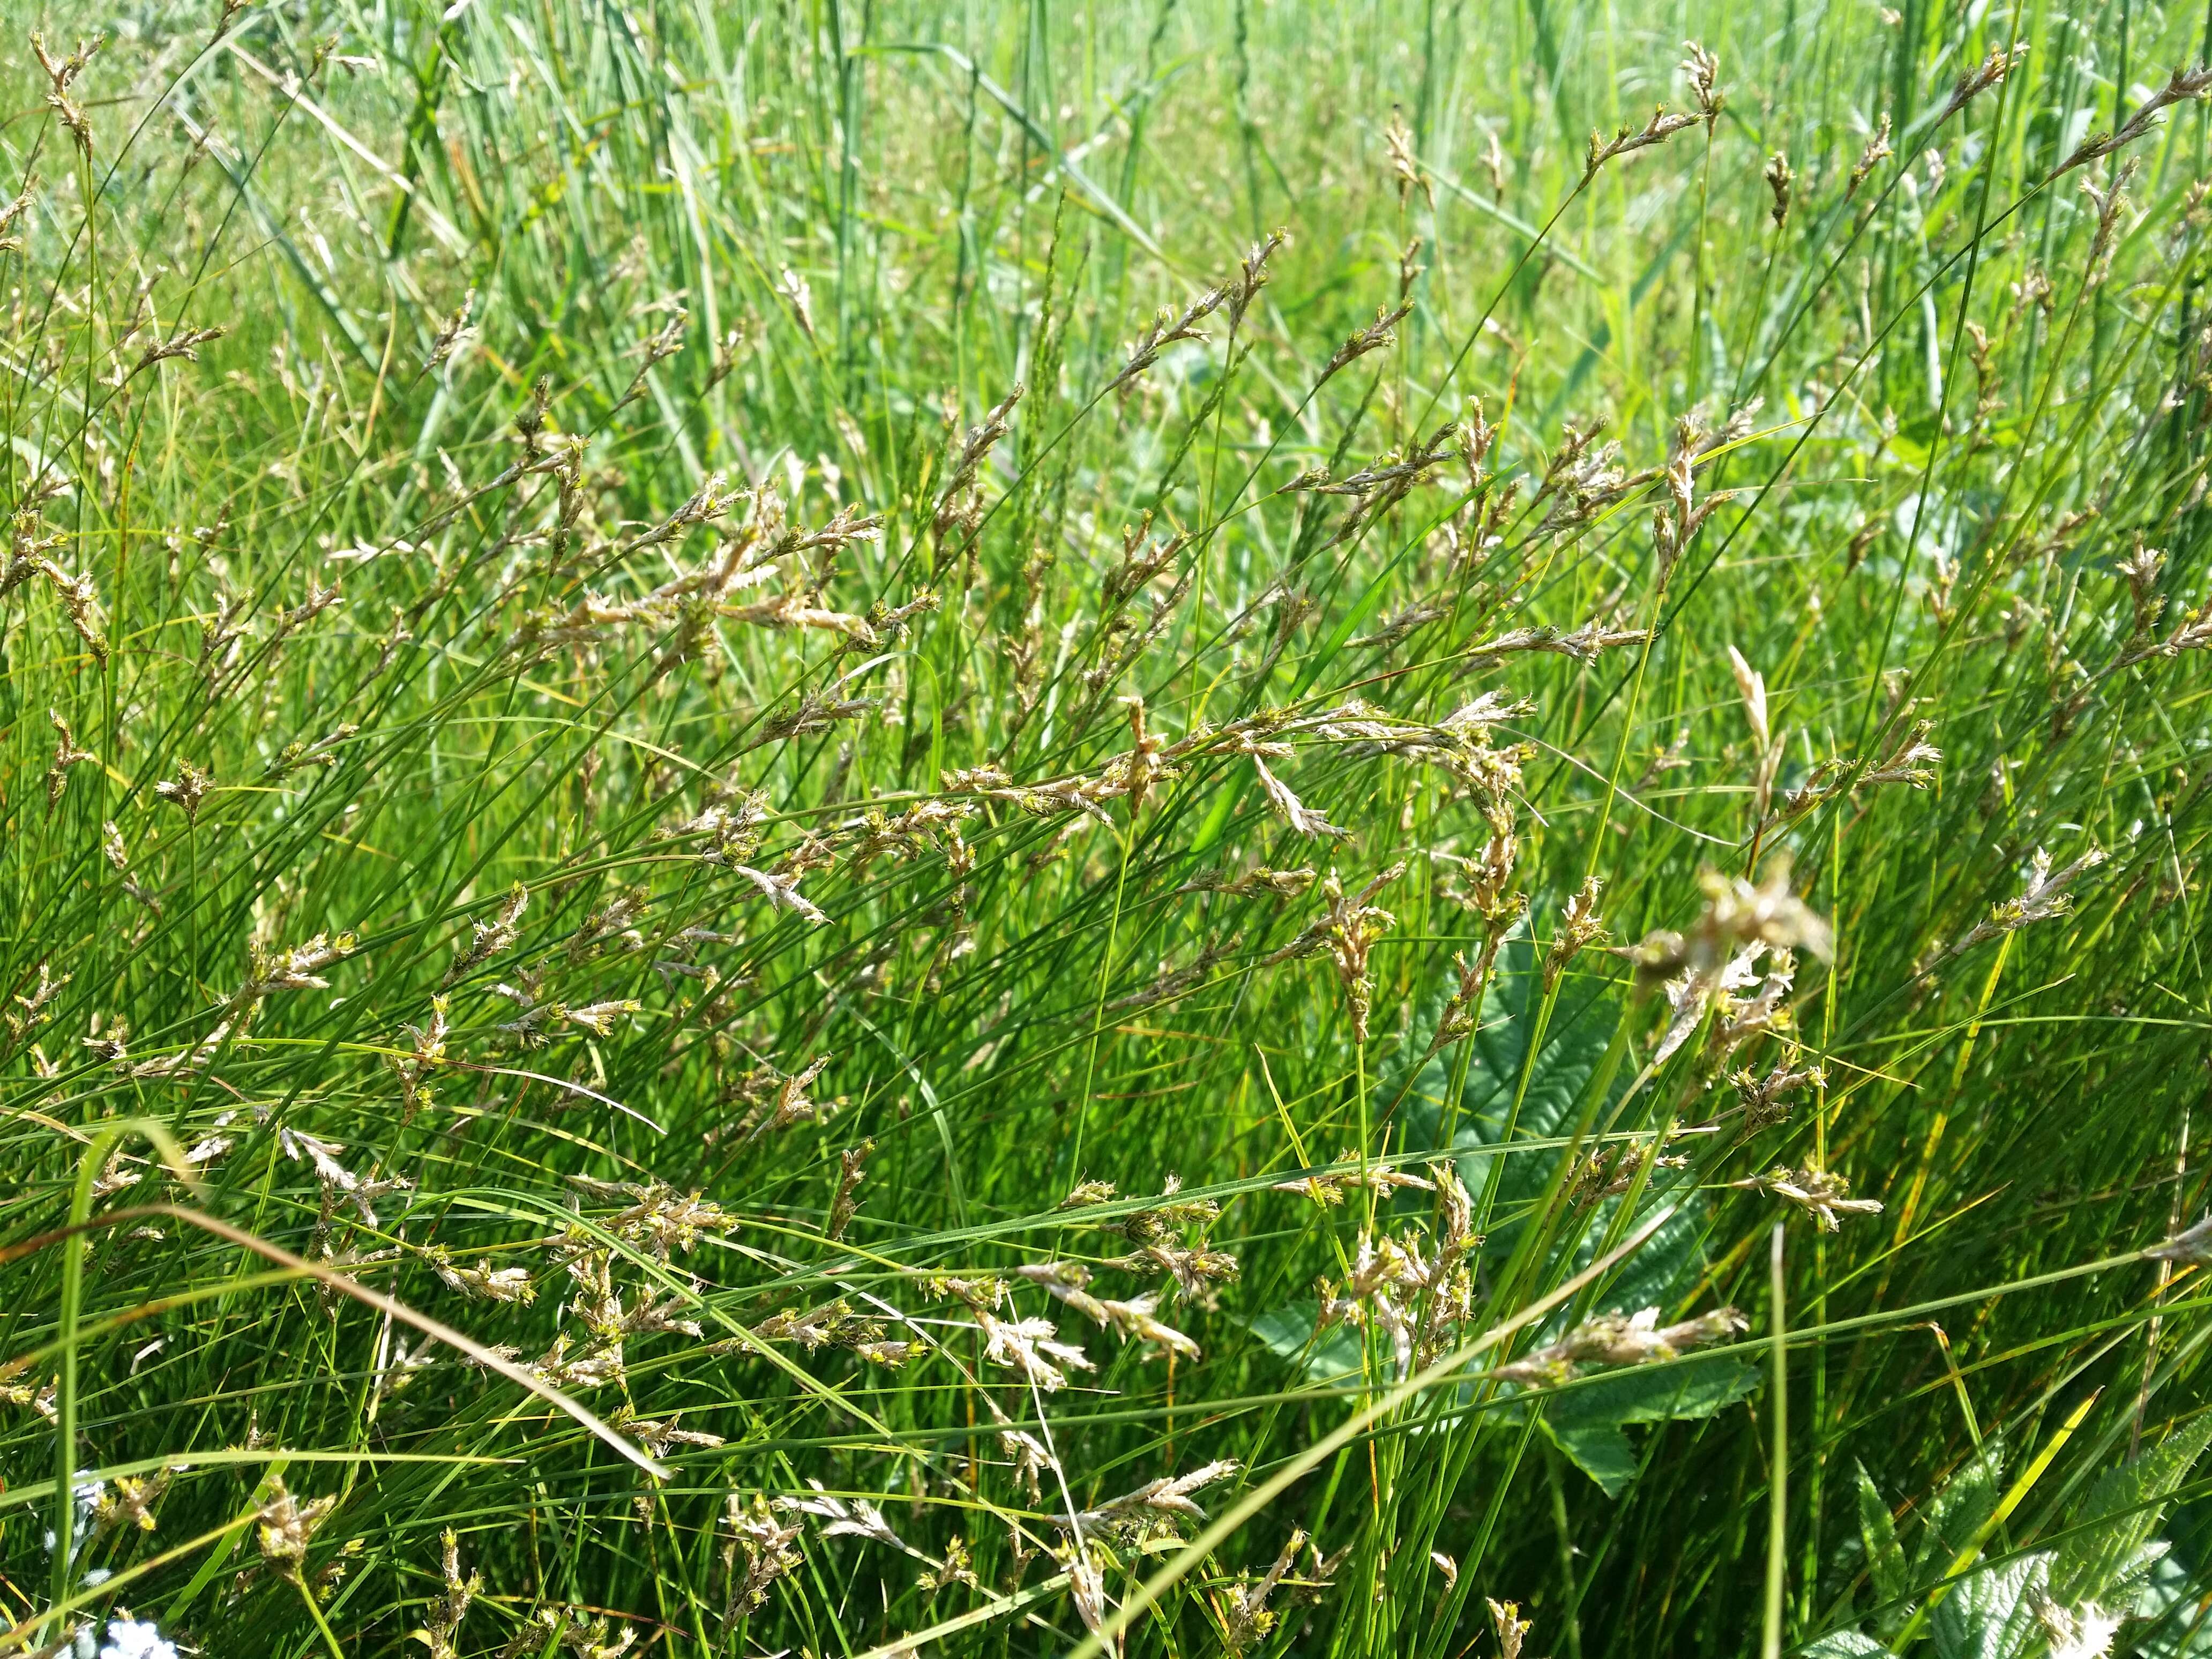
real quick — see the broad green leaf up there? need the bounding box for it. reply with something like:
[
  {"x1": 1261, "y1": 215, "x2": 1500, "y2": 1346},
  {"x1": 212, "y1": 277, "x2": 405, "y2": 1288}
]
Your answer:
[
  {"x1": 1249, "y1": 1299, "x2": 1366, "y2": 1384},
  {"x1": 1801, "y1": 1635, "x2": 1897, "y2": 1657},
  {"x1": 1544, "y1": 1351, "x2": 1764, "y2": 1430},
  {"x1": 2049, "y1": 1417, "x2": 2212, "y2": 1608},
  {"x1": 1930, "y1": 1552, "x2": 2050, "y2": 1659},
  {"x1": 1526, "y1": 1352, "x2": 1763, "y2": 1496},
  {"x1": 1540, "y1": 1417, "x2": 1638, "y2": 1498},
  {"x1": 1858, "y1": 1461, "x2": 1910, "y2": 1610},
  {"x1": 1913, "y1": 1439, "x2": 2008, "y2": 1580},
  {"x1": 1401, "y1": 946, "x2": 1712, "y2": 1307}
]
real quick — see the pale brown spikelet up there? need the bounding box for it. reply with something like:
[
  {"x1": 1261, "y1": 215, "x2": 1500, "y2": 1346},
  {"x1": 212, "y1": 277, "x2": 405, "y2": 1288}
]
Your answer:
[
  {"x1": 91, "y1": 1468, "x2": 173, "y2": 1539},
  {"x1": 776, "y1": 267, "x2": 816, "y2": 340},
  {"x1": 1018, "y1": 1262, "x2": 1201, "y2": 1358},
  {"x1": 1729, "y1": 1165, "x2": 1884, "y2": 1231},
  {"x1": 154, "y1": 758, "x2": 212, "y2": 822},
  {"x1": 2052, "y1": 62, "x2": 2210, "y2": 177},
  {"x1": 1582, "y1": 105, "x2": 1698, "y2": 182},
  {"x1": 1628, "y1": 862, "x2": 1832, "y2": 988},
  {"x1": 1227, "y1": 229, "x2": 1288, "y2": 327},
  {"x1": 1322, "y1": 301, "x2": 1413, "y2": 380},
  {"x1": 1939, "y1": 43, "x2": 2028, "y2": 126},
  {"x1": 1185, "y1": 864, "x2": 1315, "y2": 900},
  {"x1": 425, "y1": 289, "x2": 476, "y2": 370},
  {"x1": 1850, "y1": 113, "x2": 1895, "y2": 196},
  {"x1": 1954, "y1": 845, "x2": 2105, "y2": 952},
  {"x1": 828, "y1": 1139, "x2": 873, "y2": 1240},
  {"x1": 418, "y1": 1527, "x2": 481, "y2": 1658},
  {"x1": 1542, "y1": 876, "x2": 1606, "y2": 990},
  {"x1": 2081, "y1": 160, "x2": 2140, "y2": 287},
  {"x1": 134, "y1": 324, "x2": 225, "y2": 377},
  {"x1": 1682, "y1": 42, "x2": 1723, "y2": 129},
  {"x1": 31, "y1": 32, "x2": 102, "y2": 156},
  {"x1": 1480, "y1": 126, "x2": 1507, "y2": 197},
  {"x1": 1258, "y1": 864, "x2": 1403, "y2": 1039},
  {"x1": 1733, "y1": 1058, "x2": 1826, "y2": 1132},
  {"x1": 1109, "y1": 287, "x2": 1227, "y2": 395},
  {"x1": 427, "y1": 1244, "x2": 536, "y2": 1304},
  {"x1": 233, "y1": 929, "x2": 357, "y2": 1009},
  {"x1": 1059, "y1": 1178, "x2": 1117, "y2": 1209},
  {"x1": 1489, "y1": 1598, "x2": 1533, "y2": 1659},
  {"x1": 722, "y1": 1493, "x2": 804, "y2": 1616},
  {"x1": 1567, "y1": 1140, "x2": 1688, "y2": 1207},
  {"x1": 265, "y1": 722, "x2": 358, "y2": 780},
  {"x1": 1490, "y1": 1304, "x2": 1746, "y2": 1387},
  {"x1": 1725, "y1": 643, "x2": 1786, "y2": 819},
  {"x1": 5, "y1": 960, "x2": 68, "y2": 1045},
  {"x1": 613, "y1": 301, "x2": 690, "y2": 413},
  {"x1": 447, "y1": 882, "x2": 529, "y2": 984},
  {"x1": 1384, "y1": 105, "x2": 1429, "y2": 207},
  {"x1": 1060, "y1": 1458, "x2": 1240, "y2": 1540},
  {"x1": 2147, "y1": 1214, "x2": 2212, "y2": 1265},
  {"x1": 0, "y1": 178, "x2": 36, "y2": 253},
  {"x1": 1764, "y1": 150, "x2": 1795, "y2": 228},
  {"x1": 43, "y1": 708, "x2": 95, "y2": 813},
  {"x1": 931, "y1": 383, "x2": 1022, "y2": 571},
  {"x1": 35, "y1": 555, "x2": 109, "y2": 662},
  {"x1": 915, "y1": 1534, "x2": 981, "y2": 1595},
  {"x1": 973, "y1": 1307, "x2": 1094, "y2": 1390},
  {"x1": 256, "y1": 1476, "x2": 339, "y2": 1583}
]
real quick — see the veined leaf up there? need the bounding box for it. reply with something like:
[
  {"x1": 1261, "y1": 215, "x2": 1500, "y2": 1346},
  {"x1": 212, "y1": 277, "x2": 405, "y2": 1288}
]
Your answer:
[
  {"x1": 1930, "y1": 1551, "x2": 2050, "y2": 1659},
  {"x1": 1858, "y1": 1461, "x2": 1910, "y2": 1612},
  {"x1": 2048, "y1": 1417, "x2": 2212, "y2": 1608}
]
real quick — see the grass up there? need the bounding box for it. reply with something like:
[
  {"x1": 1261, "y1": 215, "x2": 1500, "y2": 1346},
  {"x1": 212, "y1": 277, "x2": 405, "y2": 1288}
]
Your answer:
[{"x1": 0, "y1": 0, "x2": 2210, "y2": 1655}]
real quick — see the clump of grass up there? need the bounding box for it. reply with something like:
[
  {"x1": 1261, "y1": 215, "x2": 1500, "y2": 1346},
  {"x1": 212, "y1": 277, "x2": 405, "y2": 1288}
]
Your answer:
[{"x1": 0, "y1": 4, "x2": 2210, "y2": 1657}]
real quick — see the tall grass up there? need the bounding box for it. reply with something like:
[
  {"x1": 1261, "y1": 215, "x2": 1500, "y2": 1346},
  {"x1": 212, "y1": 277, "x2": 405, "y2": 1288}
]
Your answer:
[{"x1": 1, "y1": 1, "x2": 2210, "y2": 1656}]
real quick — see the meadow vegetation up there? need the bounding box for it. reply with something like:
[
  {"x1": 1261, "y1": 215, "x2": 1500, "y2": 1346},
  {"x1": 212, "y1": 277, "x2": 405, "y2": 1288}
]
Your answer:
[{"x1": 1, "y1": 0, "x2": 2211, "y2": 1655}]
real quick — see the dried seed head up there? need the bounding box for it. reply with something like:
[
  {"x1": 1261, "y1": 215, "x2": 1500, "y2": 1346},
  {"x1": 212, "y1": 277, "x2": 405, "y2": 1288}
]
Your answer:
[
  {"x1": 931, "y1": 383, "x2": 1023, "y2": 570},
  {"x1": 1954, "y1": 845, "x2": 2106, "y2": 952},
  {"x1": 1938, "y1": 43, "x2": 2028, "y2": 126},
  {"x1": 1628, "y1": 863, "x2": 1833, "y2": 986},
  {"x1": 256, "y1": 1476, "x2": 339, "y2": 1583},
  {"x1": 1489, "y1": 1599, "x2": 1533, "y2": 1659},
  {"x1": 1681, "y1": 42, "x2": 1723, "y2": 129},
  {"x1": 154, "y1": 759, "x2": 212, "y2": 823},
  {"x1": 1543, "y1": 876, "x2": 1606, "y2": 990},
  {"x1": 30, "y1": 32, "x2": 102, "y2": 155},
  {"x1": 2057, "y1": 64, "x2": 2212, "y2": 177},
  {"x1": 776, "y1": 267, "x2": 815, "y2": 340},
  {"x1": 1250, "y1": 754, "x2": 1349, "y2": 839},
  {"x1": 1228, "y1": 229, "x2": 1288, "y2": 328},
  {"x1": 1583, "y1": 106, "x2": 1699, "y2": 182},
  {"x1": 1850, "y1": 114, "x2": 1895, "y2": 196},
  {"x1": 425, "y1": 289, "x2": 476, "y2": 370},
  {"x1": 44, "y1": 708, "x2": 95, "y2": 814},
  {"x1": 1322, "y1": 302, "x2": 1413, "y2": 380},
  {"x1": 723, "y1": 1493, "x2": 805, "y2": 1615},
  {"x1": 1764, "y1": 151, "x2": 1795, "y2": 228},
  {"x1": 1729, "y1": 1165, "x2": 1884, "y2": 1231},
  {"x1": 828, "y1": 1139, "x2": 873, "y2": 1240},
  {"x1": 1384, "y1": 106, "x2": 1428, "y2": 206},
  {"x1": 1490, "y1": 1304, "x2": 1747, "y2": 1387}
]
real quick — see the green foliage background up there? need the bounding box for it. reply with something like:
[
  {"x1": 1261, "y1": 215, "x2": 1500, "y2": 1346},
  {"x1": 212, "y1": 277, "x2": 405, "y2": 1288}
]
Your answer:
[{"x1": 0, "y1": 0, "x2": 2209, "y2": 1655}]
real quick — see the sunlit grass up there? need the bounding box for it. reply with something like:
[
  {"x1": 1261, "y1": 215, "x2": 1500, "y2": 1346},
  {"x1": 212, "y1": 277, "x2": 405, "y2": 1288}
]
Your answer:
[{"x1": 0, "y1": 3, "x2": 2209, "y2": 1657}]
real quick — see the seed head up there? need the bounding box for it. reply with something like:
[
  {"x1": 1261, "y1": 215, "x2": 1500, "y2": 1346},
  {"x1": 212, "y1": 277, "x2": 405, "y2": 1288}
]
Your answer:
[
  {"x1": 1763, "y1": 151, "x2": 1795, "y2": 228},
  {"x1": 1681, "y1": 42, "x2": 1723, "y2": 129},
  {"x1": 1850, "y1": 114, "x2": 1895, "y2": 196},
  {"x1": 2051, "y1": 61, "x2": 2208, "y2": 177},
  {"x1": 1583, "y1": 106, "x2": 1698, "y2": 182},
  {"x1": 257, "y1": 1476, "x2": 339, "y2": 1583}
]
